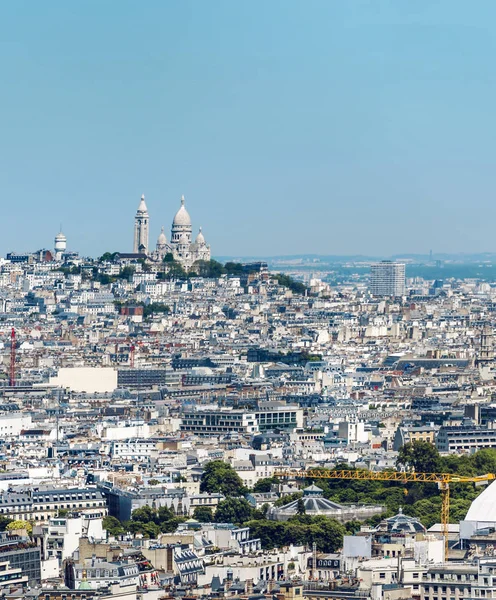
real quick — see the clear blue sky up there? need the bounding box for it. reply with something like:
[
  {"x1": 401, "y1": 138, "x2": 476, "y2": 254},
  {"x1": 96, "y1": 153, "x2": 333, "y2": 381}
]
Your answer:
[{"x1": 1, "y1": 0, "x2": 496, "y2": 258}]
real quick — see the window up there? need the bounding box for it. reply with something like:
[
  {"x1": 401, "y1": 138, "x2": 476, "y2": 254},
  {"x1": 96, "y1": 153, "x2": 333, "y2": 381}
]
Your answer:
[{"x1": 380, "y1": 573, "x2": 386, "y2": 579}]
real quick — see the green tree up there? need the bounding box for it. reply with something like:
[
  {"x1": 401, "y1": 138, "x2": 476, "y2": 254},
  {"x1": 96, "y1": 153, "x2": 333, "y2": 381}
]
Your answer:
[
  {"x1": 118, "y1": 266, "x2": 136, "y2": 280},
  {"x1": 200, "y1": 461, "x2": 247, "y2": 496},
  {"x1": 296, "y1": 498, "x2": 306, "y2": 516},
  {"x1": 139, "y1": 521, "x2": 160, "y2": 538},
  {"x1": 0, "y1": 517, "x2": 12, "y2": 532},
  {"x1": 99, "y1": 252, "x2": 118, "y2": 262},
  {"x1": 157, "y1": 506, "x2": 175, "y2": 523},
  {"x1": 191, "y1": 259, "x2": 226, "y2": 278},
  {"x1": 215, "y1": 498, "x2": 253, "y2": 525},
  {"x1": 164, "y1": 260, "x2": 187, "y2": 279},
  {"x1": 272, "y1": 273, "x2": 308, "y2": 295},
  {"x1": 245, "y1": 520, "x2": 285, "y2": 548},
  {"x1": 148, "y1": 479, "x2": 160, "y2": 486},
  {"x1": 345, "y1": 520, "x2": 362, "y2": 534},
  {"x1": 246, "y1": 516, "x2": 346, "y2": 552},
  {"x1": 252, "y1": 503, "x2": 270, "y2": 520},
  {"x1": 274, "y1": 492, "x2": 302, "y2": 507},
  {"x1": 307, "y1": 516, "x2": 346, "y2": 552},
  {"x1": 103, "y1": 516, "x2": 125, "y2": 537},
  {"x1": 131, "y1": 506, "x2": 158, "y2": 524},
  {"x1": 6, "y1": 520, "x2": 32, "y2": 535},
  {"x1": 159, "y1": 517, "x2": 184, "y2": 533},
  {"x1": 397, "y1": 441, "x2": 441, "y2": 473},
  {"x1": 143, "y1": 303, "x2": 170, "y2": 318},
  {"x1": 253, "y1": 476, "x2": 279, "y2": 493},
  {"x1": 473, "y1": 449, "x2": 496, "y2": 475},
  {"x1": 224, "y1": 262, "x2": 245, "y2": 276},
  {"x1": 193, "y1": 506, "x2": 214, "y2": 523}
]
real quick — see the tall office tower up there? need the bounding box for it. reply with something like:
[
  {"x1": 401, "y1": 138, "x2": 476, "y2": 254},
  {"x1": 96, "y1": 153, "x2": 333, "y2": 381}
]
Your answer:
[
  {"x1": 370, "y1": 261, "x2": 406, "y2": 296},
  {"x1": 133, "y1": 194, "x2": 149, "y2": 254}
]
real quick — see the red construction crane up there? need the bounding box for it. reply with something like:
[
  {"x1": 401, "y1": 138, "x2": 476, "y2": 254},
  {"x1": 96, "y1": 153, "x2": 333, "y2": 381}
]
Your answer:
[{"x1": 9, "y1": 328, "x2": 15, "y2": 387}]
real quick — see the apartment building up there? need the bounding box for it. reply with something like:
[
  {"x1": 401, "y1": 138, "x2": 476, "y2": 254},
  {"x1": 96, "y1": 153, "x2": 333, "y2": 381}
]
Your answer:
[
  {"x1": 180, "y1": 410, "x2": 259, "y2": 437},
  {"x1": 370, "y1": 261, "x2": 406, "y2": 297},
  {"x1": 436, "y1": 426, "x2": 496, "y2": 452},
  {"x1": 0, "y1": 488, "x2": 107, "y2": 522}
]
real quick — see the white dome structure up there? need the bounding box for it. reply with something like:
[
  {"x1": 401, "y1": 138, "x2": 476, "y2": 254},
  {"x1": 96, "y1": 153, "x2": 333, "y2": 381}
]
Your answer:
[
  {"x1": 157, "y1": 227, "x2": 167, "y2": 246},
  {"x1": 195, "y1": 227, "x2": 205, "y2": 245},
  {"x1": 460, "y1": 480, "x2": 496, "y2": 542},
  {"x1": 173, "y1": 195, "x2": 192, "y2": 227},
  {"x1": 465, "y1": 481, "x2": 496, "y2": 522}
]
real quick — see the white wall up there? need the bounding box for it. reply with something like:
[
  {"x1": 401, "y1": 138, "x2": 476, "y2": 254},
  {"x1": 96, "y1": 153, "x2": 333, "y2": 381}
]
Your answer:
[
  {"x1": 49, "y1": 367, "x2": 117, "y2": 392},
  {"x1": 41, "y1": 557, "x2": 59, "y2": 580},
  {"x1": 0, "y1": 413, "x2": 32, "y2": 438}
]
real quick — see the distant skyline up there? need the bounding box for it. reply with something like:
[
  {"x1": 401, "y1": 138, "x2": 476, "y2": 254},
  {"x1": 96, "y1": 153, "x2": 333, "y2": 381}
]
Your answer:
[{"x1": 2, "y1": 1, "x2": 496, "y2": 257}]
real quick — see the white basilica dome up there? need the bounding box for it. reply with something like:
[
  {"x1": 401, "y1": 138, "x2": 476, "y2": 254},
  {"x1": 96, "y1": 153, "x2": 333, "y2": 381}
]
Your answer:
[
  {"x1": 157, "y1": 227, "x2": 167, "y2": 245},
  {"x1": 195, "y1": 227, "x2": 205, "y2": 245},
  {"x1": 173, "y1": 195, "x2": 192, "y2": 227}
]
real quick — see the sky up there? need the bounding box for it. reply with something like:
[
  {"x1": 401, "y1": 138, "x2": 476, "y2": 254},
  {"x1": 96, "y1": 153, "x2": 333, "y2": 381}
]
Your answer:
[{"x1": 1, "y1": 0, "x2": 496, "y2": 258}]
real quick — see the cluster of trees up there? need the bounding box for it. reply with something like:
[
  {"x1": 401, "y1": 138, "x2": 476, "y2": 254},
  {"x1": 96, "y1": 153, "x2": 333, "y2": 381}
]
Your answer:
[
  {"x1": 0, "y1": 518, "x2": 33, "y2": 535},
  {"x1": 103, "y1": 505, "x2": 185, "y2": 539},
  {"x1": 272, "y1": 273, "x2": 308, "y2": 295},
  {"x1": 247, "y1": 516, "x2": 348, "y2": 553},
  {"x1": 99, "y1": 252, "x2": 119, "y2": 262},
  {"x1": 62, "y1": 252, "x2": 310, "y2": 296},
  {"x1": 56, "y1": 265, "x2": 82, "y2": 276},
  {"x1": 160, "y1": 258, "x2": 246, "y2": 280},
  {"x1": 200, "y1": 460, "x2": 248, "y2": 496},
  {"x1": 142, "y1": 303, "x2": 170, "y2": 317},
  {"x1": 103, "y1": 443, "x2": 496, "y2": 548},
  {"x1": 200, "y1": 446, "x2": 496, "y2": 532},
  {"x1": 397, "y1": 440, "x2": 496, "y2": 476},
  {"x1": 91, "y1": 265, "x2": 136, "y2": 285}
]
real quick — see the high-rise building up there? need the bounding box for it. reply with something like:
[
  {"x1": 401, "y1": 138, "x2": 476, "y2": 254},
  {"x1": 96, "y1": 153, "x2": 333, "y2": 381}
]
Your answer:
[
  {"x1": 133, "y1": 194, "x2": 149, "y2": 254},
  {"x1": 370, "y1": 261, "x2": 405, "y2": 296}
]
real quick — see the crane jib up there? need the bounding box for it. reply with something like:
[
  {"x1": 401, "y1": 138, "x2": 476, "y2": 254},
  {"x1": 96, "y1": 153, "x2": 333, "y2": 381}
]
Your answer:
[{"x1": 273, "y1": 468, "x2": 496, "y2": 559}]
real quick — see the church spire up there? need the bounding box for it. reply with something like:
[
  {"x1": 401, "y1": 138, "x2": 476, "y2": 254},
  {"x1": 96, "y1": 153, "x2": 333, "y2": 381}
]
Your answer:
[
  {"x1": 134, "y1": 193, "x2": 149, "y2": 253},
  {"x1": 137, "y1": 194, "x2": 148, "y2": 214}
]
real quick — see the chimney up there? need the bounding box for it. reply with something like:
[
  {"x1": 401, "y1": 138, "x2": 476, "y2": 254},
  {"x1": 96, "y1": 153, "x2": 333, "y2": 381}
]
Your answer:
[
  {"x1": 245, "y1": 579, "x2": 254, "y2": 595},
  {"x1": 225, "y1": 578, "x2": 233, "y2": 592},
  {"x1": 267, "y1": 579, "x2": 276, "y2": 593}
]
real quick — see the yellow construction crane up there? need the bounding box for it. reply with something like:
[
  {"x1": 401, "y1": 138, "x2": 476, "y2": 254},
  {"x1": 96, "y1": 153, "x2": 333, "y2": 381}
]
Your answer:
[{"x1": 274, "y1": 468, "x2": 496, "y2": 558}]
